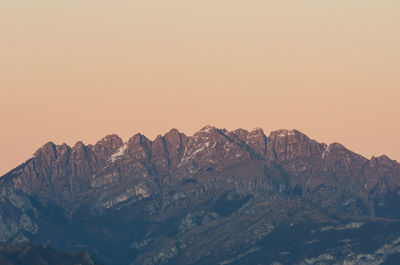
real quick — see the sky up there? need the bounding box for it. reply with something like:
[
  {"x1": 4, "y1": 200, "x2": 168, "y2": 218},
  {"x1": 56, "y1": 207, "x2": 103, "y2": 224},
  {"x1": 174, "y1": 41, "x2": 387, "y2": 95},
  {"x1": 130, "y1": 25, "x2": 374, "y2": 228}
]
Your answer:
[{"x1": 0, "y1": 0, "x2": 399, "y2": 175}]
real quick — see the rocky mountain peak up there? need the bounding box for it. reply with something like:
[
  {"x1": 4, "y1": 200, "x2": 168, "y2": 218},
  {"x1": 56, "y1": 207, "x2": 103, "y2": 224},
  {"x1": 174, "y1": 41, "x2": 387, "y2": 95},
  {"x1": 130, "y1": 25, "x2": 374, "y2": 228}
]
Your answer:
[
  {"x1": 198, "y1": 125, "x2": 216, "y2": 133},
  {"x1": 127, "y1": 133, "x2": 152, "y2": 161},
  {"x1": 323, "y1": 142, "x2": 368, "y2": 165},
  {"x1": 91, "y1": 134, "x2": 124, "y2": 164},
  {"x1": 269, "y1": 129, "x2": 298, "y2": 138},
  {"x1": 93, "y1": 134, "x2": 123, "y2": 153},
  {"x1": 250, "y1": 127, "x2": 264, "y2": 134},
  {"x1": 161, "y1": 128, "x2": 188, "y2": 169},
  {"x1": 164, "y1": 128, "x2": 180, "y2": 135},
  {"x1": 178, "y1": 126, "x2": 257, "y2": 172},
  {"x1": 128, "y1": 133, "x2": 150, "y2": 145},
  {"x1": 266, "y1": 129, "x2": 324, "y2": 161},
  {"x1": 370, "y1": 155, "x2": 397, "y2": 167},
  {"x1": 33, "y1": 141, "x2": 57, "y2": 158},
  {"x1": 151, "y1": 135, "x2": 170, "y2": 175},
  {"x1": 231, "y1": 128, "x2": 249, "y2": 142},
  {"x1": 71, "y1": 141, "x2": 87, "y2": 155},
  {"x1": 190, "y1": 125, "x2": 221, "y2": 141},
  {"x1": 31, "y1": 142, "x2": 60, "y2": 177},
  {"x1": 245, "y1": 128, "x2": 268, "y2": 157}
]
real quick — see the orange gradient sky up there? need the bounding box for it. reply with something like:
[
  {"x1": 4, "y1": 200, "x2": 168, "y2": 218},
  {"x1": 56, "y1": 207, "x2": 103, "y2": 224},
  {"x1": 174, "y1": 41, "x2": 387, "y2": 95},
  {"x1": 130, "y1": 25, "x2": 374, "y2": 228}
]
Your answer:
[{"x1": 1, "y1": 0, "x2": 399, "y2": 175}]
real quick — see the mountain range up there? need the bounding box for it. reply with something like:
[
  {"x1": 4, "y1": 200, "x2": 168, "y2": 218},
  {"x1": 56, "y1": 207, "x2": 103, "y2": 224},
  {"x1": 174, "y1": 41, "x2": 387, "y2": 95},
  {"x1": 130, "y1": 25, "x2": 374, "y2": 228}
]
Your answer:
[{"x1": 1, "y1": 126, "x2": 400, "y2": 265}]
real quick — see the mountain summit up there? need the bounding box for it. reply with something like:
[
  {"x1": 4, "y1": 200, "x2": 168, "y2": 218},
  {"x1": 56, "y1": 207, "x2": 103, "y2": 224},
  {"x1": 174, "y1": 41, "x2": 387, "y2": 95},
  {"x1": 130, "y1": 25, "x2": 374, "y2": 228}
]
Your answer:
[{"x1": 1, "y1": 126, "x2": 400, "y2": 265}]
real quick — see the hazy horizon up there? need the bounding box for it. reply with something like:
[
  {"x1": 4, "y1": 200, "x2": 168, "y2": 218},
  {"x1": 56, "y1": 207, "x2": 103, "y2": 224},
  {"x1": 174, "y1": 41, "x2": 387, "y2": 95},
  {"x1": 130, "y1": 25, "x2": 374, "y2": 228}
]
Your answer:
[{"x1": 1, "y1": 0, "x2": 399, "y2": 175}]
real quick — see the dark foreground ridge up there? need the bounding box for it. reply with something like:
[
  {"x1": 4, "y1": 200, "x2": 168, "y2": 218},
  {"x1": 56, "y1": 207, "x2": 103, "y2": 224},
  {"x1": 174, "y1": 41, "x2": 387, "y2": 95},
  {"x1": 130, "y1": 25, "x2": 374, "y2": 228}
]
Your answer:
[
  {"x1": 0, "y1": 242, "x2": 102, "y2": 265},
  {"x1": 1, "y1": 126, "x2": 400, "y2": 265}
]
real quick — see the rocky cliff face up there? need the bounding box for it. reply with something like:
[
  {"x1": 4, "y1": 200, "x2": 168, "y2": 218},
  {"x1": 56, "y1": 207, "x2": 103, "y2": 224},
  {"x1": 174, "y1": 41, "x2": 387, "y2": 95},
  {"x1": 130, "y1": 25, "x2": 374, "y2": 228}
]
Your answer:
[{"x1": 1, "y1": 126, "x2": 400, "y2": 265}]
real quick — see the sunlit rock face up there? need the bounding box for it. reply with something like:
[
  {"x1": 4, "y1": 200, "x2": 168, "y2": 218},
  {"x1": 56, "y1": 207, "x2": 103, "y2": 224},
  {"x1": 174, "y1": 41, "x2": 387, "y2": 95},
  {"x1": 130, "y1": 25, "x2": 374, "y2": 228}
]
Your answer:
[{"x1": 1, "y1": 126, "x2": 400, "y2": 265}]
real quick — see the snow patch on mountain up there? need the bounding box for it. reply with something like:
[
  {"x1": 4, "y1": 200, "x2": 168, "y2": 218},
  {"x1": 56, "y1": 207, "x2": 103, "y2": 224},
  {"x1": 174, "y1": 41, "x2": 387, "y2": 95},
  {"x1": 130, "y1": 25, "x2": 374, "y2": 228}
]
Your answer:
[
  {"x1": 321, "y1": 144, "x2": 331, "y2": 158},
  {"x1": 109, "y1": 143, "x2": 128, "y2": 162}
]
